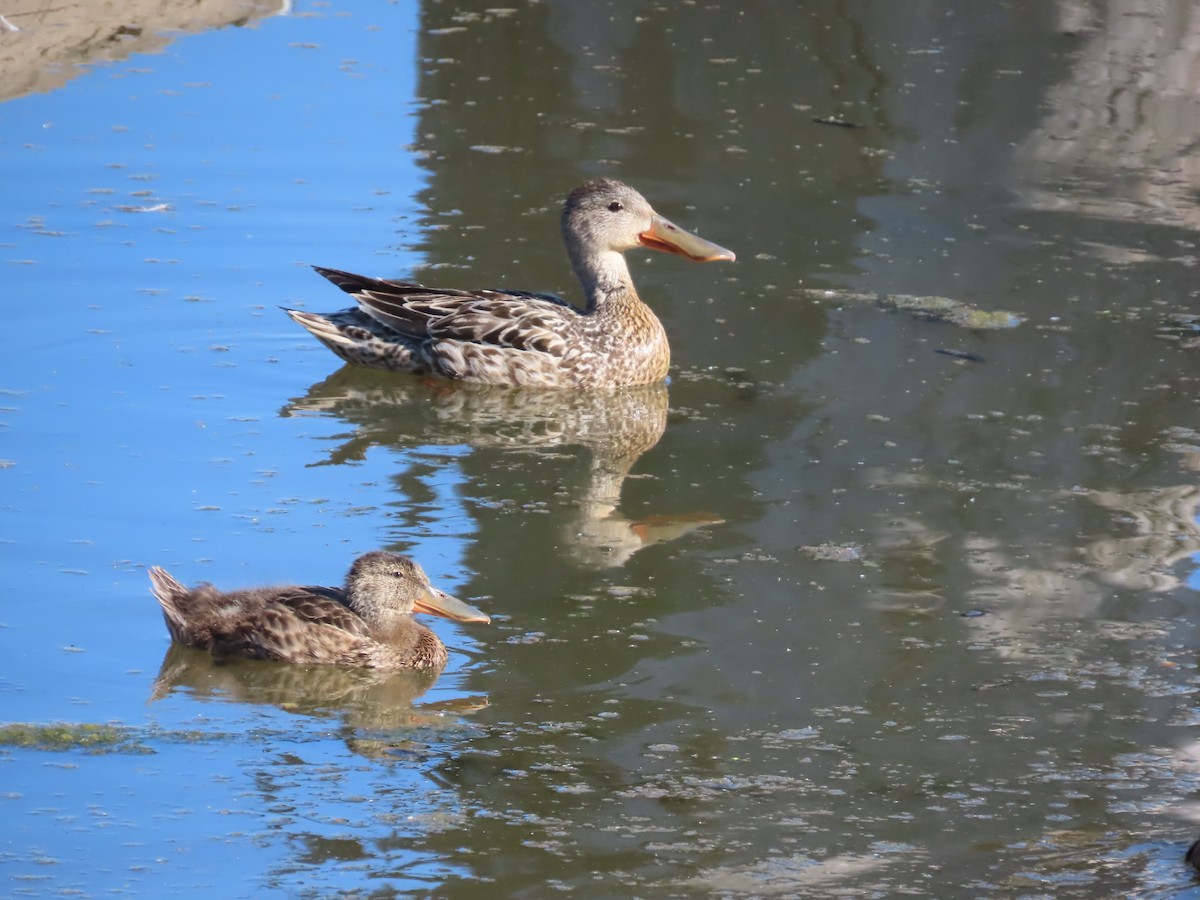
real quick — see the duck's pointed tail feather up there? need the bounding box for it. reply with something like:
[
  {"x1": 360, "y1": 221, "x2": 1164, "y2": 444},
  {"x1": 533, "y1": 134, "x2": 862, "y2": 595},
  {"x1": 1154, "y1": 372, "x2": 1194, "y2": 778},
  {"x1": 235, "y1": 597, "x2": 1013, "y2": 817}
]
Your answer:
[
  {"x1": 148, "y1": 566, "x2": 190, "y2": 639},
  {"x1": 283, "y1": 307, "x2": 421, "y2": 371}
]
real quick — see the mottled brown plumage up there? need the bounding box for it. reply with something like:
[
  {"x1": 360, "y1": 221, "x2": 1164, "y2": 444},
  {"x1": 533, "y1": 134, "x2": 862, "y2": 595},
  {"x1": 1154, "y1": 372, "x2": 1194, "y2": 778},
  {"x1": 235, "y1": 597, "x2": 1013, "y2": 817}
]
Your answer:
[
  {"x1": 148, "y1": 551, "x2": 489, "y2": 670},
  {"x1": 285, "y1": 179, "x2": 735, "y2": 388}
]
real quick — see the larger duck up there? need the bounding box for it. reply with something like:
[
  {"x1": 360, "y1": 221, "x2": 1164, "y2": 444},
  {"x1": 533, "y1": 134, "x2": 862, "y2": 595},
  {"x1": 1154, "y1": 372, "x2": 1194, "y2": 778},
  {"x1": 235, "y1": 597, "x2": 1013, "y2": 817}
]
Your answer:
[
  {"x1": 148, "y1": 551, "x2": 489, "y2": 670},
  {"x1": 285, "y1": 179, "x2": 735, "y2": 388}
]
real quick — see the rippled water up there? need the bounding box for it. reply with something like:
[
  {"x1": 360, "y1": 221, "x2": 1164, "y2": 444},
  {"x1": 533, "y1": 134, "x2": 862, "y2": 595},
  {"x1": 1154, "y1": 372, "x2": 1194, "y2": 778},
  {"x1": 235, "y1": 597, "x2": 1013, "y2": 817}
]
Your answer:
[{"x1": 3, "y1": 1, "x2": 1200, "y2": 896}]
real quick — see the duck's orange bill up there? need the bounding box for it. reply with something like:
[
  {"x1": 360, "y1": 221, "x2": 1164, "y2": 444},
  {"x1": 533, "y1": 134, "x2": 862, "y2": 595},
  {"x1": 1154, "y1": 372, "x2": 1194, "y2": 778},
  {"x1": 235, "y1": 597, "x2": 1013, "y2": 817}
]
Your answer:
[
  {"x1": 639, "y1": 214, "x2": 736, "y2": 262},
  {"x1": 416, "y1": 587, "x2": 491, "y2": 624}
]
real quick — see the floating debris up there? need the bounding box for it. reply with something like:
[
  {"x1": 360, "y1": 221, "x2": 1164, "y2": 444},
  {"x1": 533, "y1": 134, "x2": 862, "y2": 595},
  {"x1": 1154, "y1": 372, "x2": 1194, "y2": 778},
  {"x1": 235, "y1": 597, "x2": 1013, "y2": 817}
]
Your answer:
[
  {"x1": 812, "y1": 116, "x2": 864, "y2": 129},
  {"x1": 800, "y1": 542, "x2": 863, "y2": 562},
  {"x1": 1157, "y1": 313, "x2": 1200, "y2": 349},
  {"x1": 804, "y1": 288, "x2": 1023, "y2": 330},
  {"x1": 936, "y1": 348, "x2": 985, "y2": 363},
  {"x1": 469, "y1": 144, "x2": 523, "y2": 154},
  {"x1": 115, "y1": 202, "x2": 172, "y2": 213},
  {"x1": 0, "y1": 722, "x2": 149, "y2": 753}
]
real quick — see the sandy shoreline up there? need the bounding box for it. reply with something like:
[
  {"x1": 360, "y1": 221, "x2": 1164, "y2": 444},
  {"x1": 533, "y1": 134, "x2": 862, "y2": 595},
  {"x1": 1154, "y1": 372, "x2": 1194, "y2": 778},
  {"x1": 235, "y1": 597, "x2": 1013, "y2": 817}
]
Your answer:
[{"x1": 0, "y1": 0, "x2": 288, "y2": 103}]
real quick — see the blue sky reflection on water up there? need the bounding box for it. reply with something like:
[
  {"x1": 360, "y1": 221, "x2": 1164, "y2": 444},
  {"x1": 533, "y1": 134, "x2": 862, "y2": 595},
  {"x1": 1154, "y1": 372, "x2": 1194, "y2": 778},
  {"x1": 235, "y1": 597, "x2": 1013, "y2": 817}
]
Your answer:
[
  {"x1": 1, "y1": 5, "x2": 488, "y2": 891},
  {"x1": 1, "y1": 4, "x2": 486, "y2": 715},
  {"x1": 9, "y1": 714, "x2": 469, "y2": 897}
]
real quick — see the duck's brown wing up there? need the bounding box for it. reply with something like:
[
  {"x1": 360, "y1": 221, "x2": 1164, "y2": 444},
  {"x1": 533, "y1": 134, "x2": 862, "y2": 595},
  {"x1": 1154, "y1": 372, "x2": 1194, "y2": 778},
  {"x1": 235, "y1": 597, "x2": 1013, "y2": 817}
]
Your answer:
[
  {"x1": 313, "y1": 266, "x2": 578, "y2": 357},
  {"x1": 271, "y1": 586, "x2": 373, "y2": 638},
  {"x1": 207, "y1": 586, "x2": 373, "y2": 662},
  {"x1": 381, "y1": 293, "x2": 579, "y2": 357}
]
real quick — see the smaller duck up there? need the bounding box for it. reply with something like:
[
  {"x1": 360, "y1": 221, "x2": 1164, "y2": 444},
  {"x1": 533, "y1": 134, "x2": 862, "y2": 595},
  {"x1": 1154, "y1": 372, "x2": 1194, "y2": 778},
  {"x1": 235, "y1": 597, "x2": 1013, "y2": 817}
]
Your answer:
[{"x1": 148, "y1": 551, "x2": 489, "y2": 670}]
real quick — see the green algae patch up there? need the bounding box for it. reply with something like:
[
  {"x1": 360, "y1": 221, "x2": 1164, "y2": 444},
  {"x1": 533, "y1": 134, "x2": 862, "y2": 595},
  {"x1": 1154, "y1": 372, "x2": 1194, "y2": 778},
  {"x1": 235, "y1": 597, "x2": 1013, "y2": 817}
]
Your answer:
[
  {"x1": 0, "y1": 722, "x2": 153, "y2": 754},
  {"x1": 804, "y1": 289, "x2": 1024, "y2": 330}
]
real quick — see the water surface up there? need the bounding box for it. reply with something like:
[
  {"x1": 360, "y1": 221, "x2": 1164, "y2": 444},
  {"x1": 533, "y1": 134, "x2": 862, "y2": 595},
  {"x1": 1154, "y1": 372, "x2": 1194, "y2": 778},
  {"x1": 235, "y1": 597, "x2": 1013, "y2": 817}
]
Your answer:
[{"x1": 3, "y1": 1, "x2": 1200, "y2": 896}]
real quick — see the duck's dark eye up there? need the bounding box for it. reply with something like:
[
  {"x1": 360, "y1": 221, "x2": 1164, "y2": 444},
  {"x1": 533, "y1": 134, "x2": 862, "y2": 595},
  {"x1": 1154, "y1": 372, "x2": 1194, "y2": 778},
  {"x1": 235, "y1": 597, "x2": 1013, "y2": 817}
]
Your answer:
[
  {"x1": 607, "y1": 201, "x2": 623, "y2": 212},
  {"x1": 391, "y1": 569, "x2": 404, "y2": 578}
]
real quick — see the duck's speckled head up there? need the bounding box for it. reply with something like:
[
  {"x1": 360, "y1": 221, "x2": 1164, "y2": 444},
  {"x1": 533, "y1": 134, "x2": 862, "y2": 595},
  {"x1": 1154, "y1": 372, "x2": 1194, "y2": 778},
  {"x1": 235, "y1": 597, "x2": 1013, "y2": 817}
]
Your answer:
[
  {"x1": 561, "y1": 179, "x2": 735, "y2": 264},
  {"x1": 345, "y1": 551, "x2": 490, "y2": 631}
]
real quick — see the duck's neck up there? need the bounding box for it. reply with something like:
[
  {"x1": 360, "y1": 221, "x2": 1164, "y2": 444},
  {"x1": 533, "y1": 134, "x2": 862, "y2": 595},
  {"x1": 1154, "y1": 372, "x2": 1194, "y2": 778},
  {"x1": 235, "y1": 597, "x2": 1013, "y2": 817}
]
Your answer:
[{"x1": 570, "y1": 245, "x2": 643, "y2": 314}]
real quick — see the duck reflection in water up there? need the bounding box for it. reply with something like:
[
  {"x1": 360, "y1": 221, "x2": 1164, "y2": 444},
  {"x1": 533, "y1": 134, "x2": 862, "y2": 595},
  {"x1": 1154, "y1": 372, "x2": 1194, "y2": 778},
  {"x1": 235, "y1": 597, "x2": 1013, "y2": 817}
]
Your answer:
[
  {"x1": 150, "y1": 644, "x2": 489, "y2": 760},
  {"x1": 284, "y1": 374, "x2": 723, "y2": 568}
]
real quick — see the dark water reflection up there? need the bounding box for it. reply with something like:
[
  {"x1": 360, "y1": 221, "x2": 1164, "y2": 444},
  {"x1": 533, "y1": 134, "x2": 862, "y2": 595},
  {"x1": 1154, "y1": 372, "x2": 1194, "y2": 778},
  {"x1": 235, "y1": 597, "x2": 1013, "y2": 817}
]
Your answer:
[
  {"x1": 5, "y1": 0, "x2": 1200, "y2": 896},
  {"x1": 285, "y1": 371, "x2": 722, "y2": 568}
]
